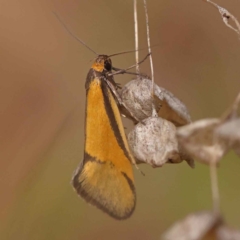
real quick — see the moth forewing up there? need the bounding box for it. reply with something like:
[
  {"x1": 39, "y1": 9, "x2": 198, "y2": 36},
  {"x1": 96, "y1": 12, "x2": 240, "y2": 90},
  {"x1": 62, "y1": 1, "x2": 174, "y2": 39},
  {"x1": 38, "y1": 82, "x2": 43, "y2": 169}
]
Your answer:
[{"x1": 72, "y1": 55, "x2": 136, "y2": 220}]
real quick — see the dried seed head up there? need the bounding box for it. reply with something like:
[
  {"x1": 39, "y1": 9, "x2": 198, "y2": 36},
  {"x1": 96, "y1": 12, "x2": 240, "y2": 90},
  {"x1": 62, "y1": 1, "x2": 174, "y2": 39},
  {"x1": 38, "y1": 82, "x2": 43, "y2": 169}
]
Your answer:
[
  {"x1": 161, "y1": 210, "x2": 240, "y2": 240},
  {"x1": 120, "y1": 78, "x2": 191, "y2": 126},
  {"x1": 216, "y1": 92, "x2": 240, "y2": 156},
  {"x1": 128, "y1": 116, "x2": 194, "y2": 168},
  {"x1": 177, "y1": 92, "x2": 240, "y2": 165},
  {"x1": 216, "y1": 119, "x2": 240, "y2": 157},
  {"x1": 161, "y1": 211, "x2": 222, "y2": 240},
  {"x1": 216, "y1": 224, "x2": 240, "y2": 240},
  {"x1": 177, "y1": 119, "x2": 229, "y2": 165}
]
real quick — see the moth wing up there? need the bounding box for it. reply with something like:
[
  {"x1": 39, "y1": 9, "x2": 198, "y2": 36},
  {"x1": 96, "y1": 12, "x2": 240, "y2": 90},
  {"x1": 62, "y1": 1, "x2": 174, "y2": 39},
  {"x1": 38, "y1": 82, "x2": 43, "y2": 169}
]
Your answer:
[{"x1": 72, "y1": 79, "x2": 136, "y2": 220}]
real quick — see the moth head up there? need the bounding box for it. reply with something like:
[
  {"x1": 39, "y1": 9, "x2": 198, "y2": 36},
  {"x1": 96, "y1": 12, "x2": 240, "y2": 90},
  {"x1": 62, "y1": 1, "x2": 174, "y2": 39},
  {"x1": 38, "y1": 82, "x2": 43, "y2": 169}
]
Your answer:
[{"x1": 92, "y1": 55, "x2": 112, "y2": 72}]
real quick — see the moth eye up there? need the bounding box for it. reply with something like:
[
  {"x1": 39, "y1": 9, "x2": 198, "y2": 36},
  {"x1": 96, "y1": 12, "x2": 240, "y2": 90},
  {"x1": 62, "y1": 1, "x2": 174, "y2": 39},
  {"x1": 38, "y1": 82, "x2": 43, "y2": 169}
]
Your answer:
[{"x1": 104, "y1": 60, "x2": 112, "y2": 71}]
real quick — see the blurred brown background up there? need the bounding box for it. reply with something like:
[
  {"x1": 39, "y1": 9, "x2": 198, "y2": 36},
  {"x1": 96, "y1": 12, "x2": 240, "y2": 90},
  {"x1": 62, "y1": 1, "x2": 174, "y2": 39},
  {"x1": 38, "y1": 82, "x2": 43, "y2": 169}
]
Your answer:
[{"x1": 0, "y1": 0, "x2": 240, "y2": 239}]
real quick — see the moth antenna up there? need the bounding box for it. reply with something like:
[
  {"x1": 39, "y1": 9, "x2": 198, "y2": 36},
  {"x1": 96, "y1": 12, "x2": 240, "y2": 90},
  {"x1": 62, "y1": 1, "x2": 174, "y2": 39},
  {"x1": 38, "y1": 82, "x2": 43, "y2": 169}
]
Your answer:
[
  {"x1": 109, "y1": 49, "x2": 142, "y2": 57},
  {"x1": 108, "y1": 44, "x2": 158, "y2": 58},
  {"x1": 53, "y1": 12, "x2": 98, "y2": 55}
]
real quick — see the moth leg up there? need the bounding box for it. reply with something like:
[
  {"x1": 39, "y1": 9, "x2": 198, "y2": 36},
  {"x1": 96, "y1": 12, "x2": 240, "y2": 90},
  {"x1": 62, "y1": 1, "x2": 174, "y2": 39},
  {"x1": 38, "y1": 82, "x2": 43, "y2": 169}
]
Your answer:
[
  {"x1": 112, "y1": 67, "x2": 148, "y2": 78},
  {"x1": 112, "y1": 67, "x2": 141, "y2": 77},
  {"x1": 108, "y1": 53, "x2": 151, "y2": 77},
  {"x1": 115, "y1": 82, "x2": 122, "y2": 90}
]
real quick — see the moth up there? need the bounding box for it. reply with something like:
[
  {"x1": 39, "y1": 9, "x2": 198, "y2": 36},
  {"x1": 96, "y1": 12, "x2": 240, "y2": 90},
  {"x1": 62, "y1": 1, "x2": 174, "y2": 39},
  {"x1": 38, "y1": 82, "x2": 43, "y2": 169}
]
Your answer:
[
  {"x1": 54, "y1": 12, "x2": 148, "y2": 219},
  {"x1": 72, "y1": 55, "x2": 137, "y2": 220}
]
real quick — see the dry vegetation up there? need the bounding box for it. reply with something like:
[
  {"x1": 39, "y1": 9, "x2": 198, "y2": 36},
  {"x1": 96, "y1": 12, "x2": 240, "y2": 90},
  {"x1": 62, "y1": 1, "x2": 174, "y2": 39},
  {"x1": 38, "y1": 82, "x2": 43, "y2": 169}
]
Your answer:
[{"x1": 123, "y1": 1, "x2": 240, "y2": 239}]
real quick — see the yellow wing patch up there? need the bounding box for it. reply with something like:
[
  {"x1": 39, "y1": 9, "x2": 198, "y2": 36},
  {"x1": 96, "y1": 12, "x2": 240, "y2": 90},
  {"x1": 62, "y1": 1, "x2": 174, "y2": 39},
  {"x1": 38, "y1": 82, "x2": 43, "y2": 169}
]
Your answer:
[{"x1": 72, "y1": 78, "x2": 136, "y2": 219}]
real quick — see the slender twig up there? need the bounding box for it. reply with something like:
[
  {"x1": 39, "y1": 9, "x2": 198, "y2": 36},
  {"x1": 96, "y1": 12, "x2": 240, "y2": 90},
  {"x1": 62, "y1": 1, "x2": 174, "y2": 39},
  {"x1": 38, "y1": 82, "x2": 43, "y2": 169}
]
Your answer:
[
  {"x1": 203, "y1": 0, "x2": 240, "y2": 37},
  {"x1": 143, "y1": 0, "x2": 156, "y2": 117},
  {"x1": 143, "y1": 0, "x2": 155, "y2": 96},
  {"x1": 210, "y1": 160, "x2": 220, "y2": 213},
  {"x1": 133, "y1": 0, "x2": 140, "y2": 75},
  {"x1": 203, "y1": 0, "x2": 240, "y2": 214}
]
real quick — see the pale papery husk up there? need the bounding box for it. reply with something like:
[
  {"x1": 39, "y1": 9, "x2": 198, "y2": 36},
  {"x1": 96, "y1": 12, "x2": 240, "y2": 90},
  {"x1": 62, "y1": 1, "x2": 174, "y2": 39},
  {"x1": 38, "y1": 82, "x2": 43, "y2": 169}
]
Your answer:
[
  {"x1": 177, "y1": 118, "x2": 230, "y2": 165},
  {"x1": 215, "y1": 118, "x2": 240, "y2": 157},
  {"x1": 161, "y1": 211, "x2": 222, "y2": 240},
  {"x1": 128, "y1": 116, "x2": 194, "y2": 168},
  {"x1": 216, "y1": 224, "x2": 240, "y2": 240},
  {"x1": 120, "y1": 78, "x2": 191, "y2": 127},
  {"x1": 177, "y1": 92, "x2": 240, "y2": 165}
]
